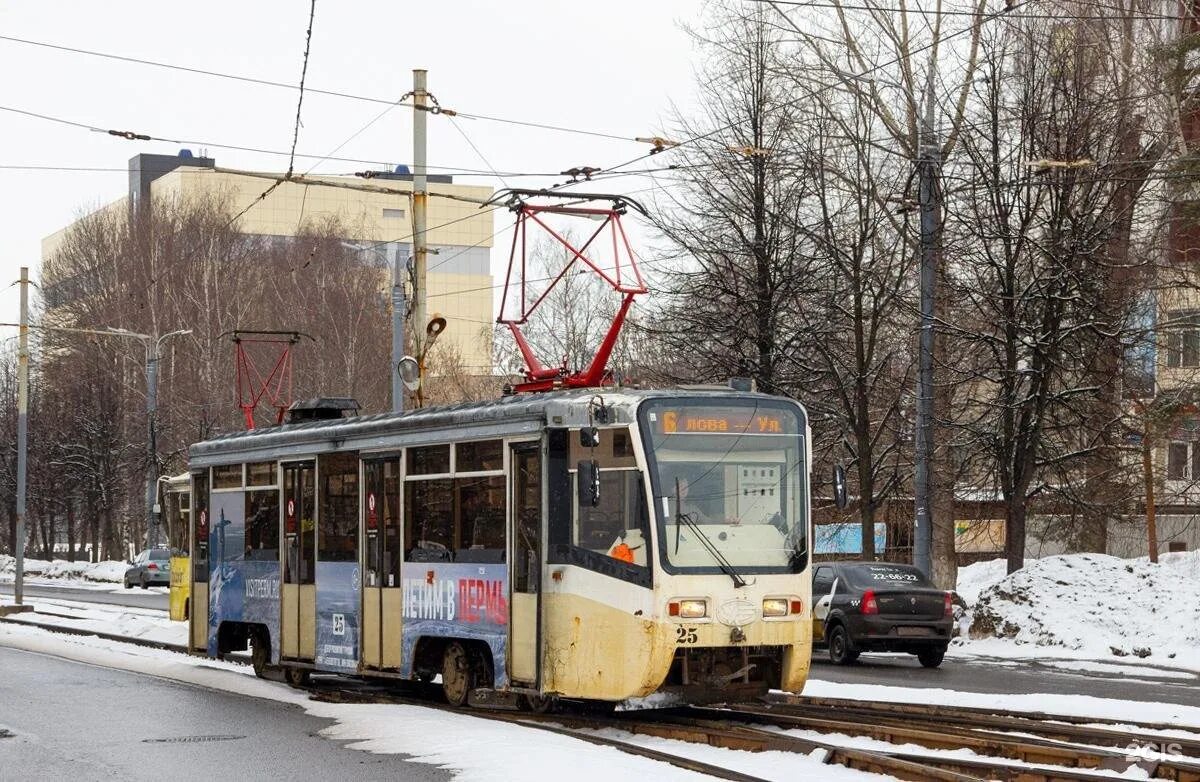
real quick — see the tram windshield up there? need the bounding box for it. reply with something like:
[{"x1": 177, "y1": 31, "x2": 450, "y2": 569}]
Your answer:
[{"x1": 640, "y1": 399, "x2": 808, "y2": 575}]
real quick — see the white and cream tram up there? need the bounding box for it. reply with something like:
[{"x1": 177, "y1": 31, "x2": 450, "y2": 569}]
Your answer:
[{"x1": 186, "y1": 388, "x2": 815, "y2": 706}]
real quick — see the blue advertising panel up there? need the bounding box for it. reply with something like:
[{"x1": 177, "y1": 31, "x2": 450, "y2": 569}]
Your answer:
[
  {"x1": 401, "y1": 562, "x2": 508, "y2": 687},
  {"x1": 815, "y1": 522, "x2": 887, "y2": 555},
  {"x1": 315, "y1": 561, "x2": 360, "y2": 672},
  {"x1": 207, "y1": 490, "x2": 281, "y2": 662}
]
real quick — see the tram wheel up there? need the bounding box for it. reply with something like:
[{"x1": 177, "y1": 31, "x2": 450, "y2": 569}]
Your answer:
[
  {"x1": 284, "y1": 666, "x2": 311, "y2": 687},
  {"x1": 441, "y1": 642, "x2": 475, "y2": 707},
  {"x1": 251, "y1": 630, "x2": 270, "y2": 678},
  {"x1": 519, "y1": 693, "x2": 557, "y2": 714}
]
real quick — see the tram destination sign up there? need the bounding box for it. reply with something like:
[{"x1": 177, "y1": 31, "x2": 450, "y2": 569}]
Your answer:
[{"x1": 655, "y1": 406, "x2": 796, "y2": 436}]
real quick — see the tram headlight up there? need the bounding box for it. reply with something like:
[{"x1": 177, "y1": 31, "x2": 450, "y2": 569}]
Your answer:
[
  {"x1": 762, "y1": 598, "x2": 789, "y2": 617},
  {"x1": 670, "y1": 599, "x2": 708, "y2": 619}
]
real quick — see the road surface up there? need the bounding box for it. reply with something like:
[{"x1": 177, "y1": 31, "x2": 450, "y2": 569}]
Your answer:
[
  {"x1": 0, "y1": 645, "x2": 446, "y2": 781},
  {"x1": 0, "y1": 582, "x2": 168, "y2": 610}
]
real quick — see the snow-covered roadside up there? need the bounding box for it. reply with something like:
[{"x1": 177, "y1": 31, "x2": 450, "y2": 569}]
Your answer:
[
  {"x1": 951, "y1": 551, "x2": 1200, "y2": 675},
  {"x1": 0, "y1": 595, "x2": 185, "y2": 646},
  {"x1": 0, "y1": 622, "x2": 877, "y2": 782}
]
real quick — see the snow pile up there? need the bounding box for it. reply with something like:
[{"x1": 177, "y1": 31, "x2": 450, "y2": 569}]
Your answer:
[
  {"x1": 0, "y1": 555, "x2": 127, "y2": 583},
  {"x1": 954, "y1": 558, "x2": 1009, "y2": 605},
  {"x1": 968, "y1": 553, "x2": 1200, "y2": 662}
]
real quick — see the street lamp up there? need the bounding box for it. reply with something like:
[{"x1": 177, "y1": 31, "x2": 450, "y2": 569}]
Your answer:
[{"x1": 108, "y1": 327, "x2": 192, "y2": 548}]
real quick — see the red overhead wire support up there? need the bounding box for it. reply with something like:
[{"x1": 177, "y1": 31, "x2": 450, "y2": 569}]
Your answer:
[
  {"x1": 491, "y1": 188, "x2": 649, "y2": 393},
  {"x1": 223, "y1": 330, "x2": 313, "y2": 428}
]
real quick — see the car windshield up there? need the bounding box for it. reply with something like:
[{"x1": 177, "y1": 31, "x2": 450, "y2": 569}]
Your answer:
[
  {"x1": 640, "y1": 399, "x2": 808, "y2": 574},
  {"x1": 842, "y1": 564, "x2": 934, "y2": 590},
  {"x1": 149, "y1": 549, "x2": 171, "y2": 561}
]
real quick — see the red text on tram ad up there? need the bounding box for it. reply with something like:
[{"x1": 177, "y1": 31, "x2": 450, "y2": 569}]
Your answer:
[{"x1": 458, "y1": 578, "x2": 507, "y2": 624}]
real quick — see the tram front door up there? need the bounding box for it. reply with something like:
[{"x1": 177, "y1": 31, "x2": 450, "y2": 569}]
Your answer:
[
  {"x1": 362, "y1": 457, "x2": 402, "y2": 669},
  {"x1": 509, "y1": 443, "x2": 542, "y2": 685},
  {"x1": 282, "y1": 461, "x2": 316, "y2": 660}
]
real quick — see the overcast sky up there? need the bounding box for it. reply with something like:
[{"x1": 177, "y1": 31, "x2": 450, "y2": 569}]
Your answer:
[{"x1": 0, "y1": 0, "x2": 710, "y2": 335}]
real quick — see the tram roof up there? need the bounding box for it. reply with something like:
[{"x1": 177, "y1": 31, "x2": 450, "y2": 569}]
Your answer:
[{"x1": 188, "y1": 386, "x2": 797, "y2": 467}]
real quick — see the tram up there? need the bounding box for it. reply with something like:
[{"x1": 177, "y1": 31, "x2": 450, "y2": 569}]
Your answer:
[{"x1": 186, "y1": 387, "x2": 815, "y2": 706}]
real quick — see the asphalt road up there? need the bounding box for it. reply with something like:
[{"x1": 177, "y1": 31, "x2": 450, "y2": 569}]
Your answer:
[
  {"x1": 0, "y1": 645, "x2": 447, "y2": 781},
  {"x1": 0, "y1": 582, "x2": 168, "y2": 610},
  {"x1": 811, "y1": 651, "x2": 1200, "y2": 707}
]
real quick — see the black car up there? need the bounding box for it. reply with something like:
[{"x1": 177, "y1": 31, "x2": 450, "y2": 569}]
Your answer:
[{"x1": 812, "y1": 561, "x2": 953, "y2": 668}]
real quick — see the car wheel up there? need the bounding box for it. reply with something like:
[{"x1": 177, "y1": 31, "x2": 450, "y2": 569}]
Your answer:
[
  {"x1": 139, "y1": 575, "x2": 148, "y2": 590},
  {"x1": 124, "y1": 578, "x2": 132, "y2": 589},
  {"x1": 284, "y1": 666, "x2": 311, "y2": 688},
  {"x1": 827, "y1": 624, "x2": 859, "y2": 665},
  {"x1": 917, "y1": 646, "x2": 946, "y2": 668}
]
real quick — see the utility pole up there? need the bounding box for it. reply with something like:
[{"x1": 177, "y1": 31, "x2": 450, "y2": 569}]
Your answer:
[
  {"x1": 140, "y1": 329, "x2": 190, "y2": 549},
  {"x1": 411, "y1": 68, "x2": 429, "y2": 407},
  {"x1": 14, "y1": 267, "x2": 29, "y2": 606},
  {"x1": 913, "y1": 68, "x2": 939, "y2": 576}
]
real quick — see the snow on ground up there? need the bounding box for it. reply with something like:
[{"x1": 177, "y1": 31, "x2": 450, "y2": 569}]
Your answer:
[
  {"x1": 0, "y1": 554, "x2": 130, "y2": 584},
  {"x1": 0, "y1": 595, "x2": 186, "y2": 646},
  {"x1": 952, "y1": 551, "x2": 1200, "y2": 674},
  {"x1": 0, "y1": 621, "x2": 877, "y2": 782}
]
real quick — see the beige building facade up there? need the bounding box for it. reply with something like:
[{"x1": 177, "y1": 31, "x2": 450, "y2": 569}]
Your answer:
[{"x1": 42, "y1": 152, "x2": 496, "y2": 373}]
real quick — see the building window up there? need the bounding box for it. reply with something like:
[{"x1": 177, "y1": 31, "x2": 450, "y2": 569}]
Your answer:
[
  {"x1": 1166, "y1": 311, "x2": 1200, "y2": 368},
  {"x1": 1166, "y1": 441, "x2": 1200, "y2": 481},
  {"x1": 382, "y1": 208, "x2": 406, "y2": 220}
]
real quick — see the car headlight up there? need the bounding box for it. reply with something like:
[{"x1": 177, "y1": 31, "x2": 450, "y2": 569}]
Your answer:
[
  {"x1": 671, "y1": 599, "x2": 707, "y2": 619},
  {"x1": 762, "y1": 598, "x2": 789, "y2": 617}
]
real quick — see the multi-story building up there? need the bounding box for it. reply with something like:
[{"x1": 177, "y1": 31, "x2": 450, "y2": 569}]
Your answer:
[{"x1": 42, "y1": 151, "x2": 496, "y2": 374}]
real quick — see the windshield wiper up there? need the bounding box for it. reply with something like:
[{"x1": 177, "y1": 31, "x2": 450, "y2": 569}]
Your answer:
[{"x1": 674, "y1": 479, "x2": 748, "y2": 588}]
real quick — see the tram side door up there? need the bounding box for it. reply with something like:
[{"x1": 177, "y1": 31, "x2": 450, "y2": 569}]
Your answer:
[
  {"x1": 282, "y1": 461, "x2": 317, "y2": 661},
  {"x1": 509, "y1": 443, "x2": 542, "y2": 685},
  {"x1": 362, "y1": 457, "x2": 402, "y2": 669}
]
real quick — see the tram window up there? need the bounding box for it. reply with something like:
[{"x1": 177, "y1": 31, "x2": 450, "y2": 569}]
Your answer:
[
  {"x1": 284, "y1": 462, "x2": 316, "y2": 584},
  {"x1": 405, "y1": 479, "x2": 454, "y2": 560},
  {"x1": 318, "y1": 452, "x2": 359, "y2": 562},
  {"x1": 456, "y1": 440, "x2": 503, "y2": 472},
  {"x1": 246, "y1": 461, "x2": 277, "y2": 487},
  {"x1": 570, "y1": 428, "x2": 637, "y2": 469},
  {"x1": 455, "y1": 475, "x2": 506, "y2": 563},
  {"x1": 212, "y1": 464, "x2": 243, "y2": 489},
  {"x1": 573, "y1": 470, "x2": 650, "y2": 566},
  {"x1": 245, "y1": 489, "x2": 280, "y2": 561},
  {"x1": 408, "y1": 444, "x2": 450, "y2": 475},
  {"x1": 363, "y1": 459, "x2": 402, "y2": 587},
  {"x1": 192, "y1": 471, "x2": 210, "y2": 581}
]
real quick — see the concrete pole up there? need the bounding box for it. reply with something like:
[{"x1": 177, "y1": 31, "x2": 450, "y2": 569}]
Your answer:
[
  {"x1": 913, "y1": 69, "x2": 939, "y2": 576},
  {"x1": 412, "y1": 68, "x2": 429, "y2": 407},
  {"x1": 14, "y1": 267, "x2": 29, "y2": 605}
]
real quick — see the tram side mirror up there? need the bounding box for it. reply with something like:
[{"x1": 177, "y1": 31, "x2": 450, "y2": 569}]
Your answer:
[
  {"x1": 579, "y1": 426, "x2": 600, "y2": 448},
  {"x1": 833, "y1": 465, "x2": 848, "y2": 510},
  {"x1": 577, "y1": 460, "x2": 601, "y2": 507}
]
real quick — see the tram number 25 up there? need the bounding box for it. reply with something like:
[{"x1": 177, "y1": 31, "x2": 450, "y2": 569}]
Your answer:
[{"x1": 676, "y1": 626, "x2": 698, "y2": 644}]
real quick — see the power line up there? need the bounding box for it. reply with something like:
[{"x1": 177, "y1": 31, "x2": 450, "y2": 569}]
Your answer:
[
  {"x1": 0, "y1": 103, "x2": 563, "y2": 177},
  {"x1": 0, "y1": 32, "x2": 637, "y2": 145}
]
